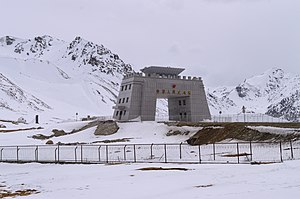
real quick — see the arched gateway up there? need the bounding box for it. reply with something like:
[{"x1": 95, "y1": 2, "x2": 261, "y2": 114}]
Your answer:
[{"x1": 113, "y1": 66, "x2": 211, "y2": 122}]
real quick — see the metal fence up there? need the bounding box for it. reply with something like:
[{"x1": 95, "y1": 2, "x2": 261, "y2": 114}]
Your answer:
[
  {"x1": 1, "y1": 141, "x2": 299, "y2": 164},
  {"x1": 211, "y1": 113, "x2": 290, "y2": 123},
  {"x1": 154, "y1": 113, "x2": 293, "y2": 123}
]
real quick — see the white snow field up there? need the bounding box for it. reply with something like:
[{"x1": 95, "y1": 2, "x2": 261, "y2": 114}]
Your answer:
[
  {"x1": 0, "y1": 121, "x2": 201, "y2": 146},
  {"x1": 1, "y1": 161, "x2": 300, "y2": 199}
]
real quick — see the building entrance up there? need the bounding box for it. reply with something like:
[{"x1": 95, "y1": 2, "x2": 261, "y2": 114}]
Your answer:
[{"x1": 113, "y1": 66, "x2": 211, "y2": 122}]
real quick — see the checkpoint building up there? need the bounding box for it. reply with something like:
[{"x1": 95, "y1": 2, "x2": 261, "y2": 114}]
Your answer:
[{"x1": 113, "y1": 66, "x2": 211, "y2": 122}]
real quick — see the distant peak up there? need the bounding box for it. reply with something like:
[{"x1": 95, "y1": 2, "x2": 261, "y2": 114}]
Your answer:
[
  {"x1": 263, "y1": 67, "x2": 285, "y2": 76},
  {"x1": 0, "y1": 36, "x2": 20, "y2": 45},
  {"x1": 72, "y1": 36, "x2": 90, "y2": 44}
]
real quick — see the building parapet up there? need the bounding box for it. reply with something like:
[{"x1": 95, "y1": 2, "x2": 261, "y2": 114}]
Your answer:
[{"x1": 123, "y1": 72, "x2": 202, "y2": 81}]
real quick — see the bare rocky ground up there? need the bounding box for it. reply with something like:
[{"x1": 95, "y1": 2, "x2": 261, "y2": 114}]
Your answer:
[
  {"x1": 3, "y1": 119, "x2": 300, "y2": 146},
  {"x1": 169, "y1": 122, "x2": 300, "y2": 145},
  {"x1": 0, "y1": 182, "x2": 39, "y2": 198},
  {"x1": 31, "y1": 120, "x2": 119, "y2": 145}
]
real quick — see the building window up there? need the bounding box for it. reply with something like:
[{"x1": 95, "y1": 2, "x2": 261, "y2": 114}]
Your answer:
[
  {"x1": 183, "y1": 100, "x2": 186, "y2": 106},
  {"x1": 119, "y1": 99, "x2": 121, "y2": 104},
  {"x1": 116, "y1": 111, "x2": 119, "y2": 116},
  {"x1": 184, "y1": 112, "x2": 187, "y2": 118},
  {"x1": 126, "y1": 97, "x2": 129, "y2": 103},
  {"x1": 124, "y1": 110, "x2": 126, "y2": 115},
  {"x1": 128, "y1": 84, "x2": 131, "y2": 90},
  {"x1": 179, "y1": 100, "x2": 182, "y2": 106},
  {"x1": 122, "y1": 98, "x2": 125, "y2": 103},
  {"x1": 121, "y1": 86, "x2": 124, "y2": 91},
  {"x1": 125, "y1": 85, "x2": 128, "y2": 90}
]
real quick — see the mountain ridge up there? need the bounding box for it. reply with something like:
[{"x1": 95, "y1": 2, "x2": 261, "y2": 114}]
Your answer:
[
  {"x1": 0, "y1": 35, "x2": 299, "y2": 121},
  {"x1": 0, "y1": 35, "x2": 133, "y2": 121},
  {"x1": 208, "y1": 67, "x2": 300, "y2": 121}
]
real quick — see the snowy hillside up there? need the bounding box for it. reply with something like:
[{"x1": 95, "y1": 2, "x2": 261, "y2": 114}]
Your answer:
[
  {"x1": 0, "y1": 36, "x2": 133, "y2": 121},
  {"x1": 0, "y1": 35, "x2": 299, "y2": 122},
  {"x1": 207, "y1": 68, "x2": 300, "y2": 120}
]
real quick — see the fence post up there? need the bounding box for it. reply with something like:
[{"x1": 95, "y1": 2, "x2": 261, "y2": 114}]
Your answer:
[
  {"x1": 16, "y1": 146, "x2": 19, "y2": 162},
  {"x1": 290, "y1": 140, "x2": 294, "y2": 160},
  {"x1": 133, "y1": 144, "x2": 136, "y2": 163},
  {"x1": 150, "y1": 143, "x2": 153, "y2": 159},
  {"x1": 35, "y1": 146, "x2": 38, "y2": 162},
  {"x1": 74, "y1": 146, "x2": 78, "y2": 162},
  {"x1": 80, "y1": 145, "x2": 83, "y2": 163},
  {"x1": 237, "y1": 143, "x2": 240, "y2": 164},
  {"x1": 0, "y1": 148, "x2": 3, "y2": 161},
  {"x1": 249, "y1": 141, "x2": 253, "y2": 162},
  {"x1": 124, "y1": 145, "x2": 127, "y2": 161},
  {"x1": 164, "y1": 144, "x2": 167, "y2": 163},
  {"x1": 279, "y1": 142, "x2": 283, "y2": 162},
  {"x1": 179, "y1": 142, "x2": 182, "y2": 159},
  {"x1": 198, "y1": 145, "x2": 201, "y2": 164},
  {"x1": 213, "y1": 143, "x2": 216, "y2": 161},
  {"x1": 106, "y1": 145, "x2": 109, "y2": 163},
  {"x1": 57, "y1": 143, "x2": 60, "y2": 163},
  {"x1": 98, "y1": 146, "x2": 101, "y2": 162},
  {"x1": 55, "y1": 148, "x2": 58, "y2": 163}
]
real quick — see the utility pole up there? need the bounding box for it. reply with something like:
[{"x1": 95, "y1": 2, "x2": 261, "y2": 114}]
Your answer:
[{"x1": 242, "y1": 106, "x2": 246, "y2": 123}]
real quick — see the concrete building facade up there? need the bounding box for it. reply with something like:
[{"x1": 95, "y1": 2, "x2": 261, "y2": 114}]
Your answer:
[{"x1": 113, "y1": 66, "x2": 211, "y2": 122}]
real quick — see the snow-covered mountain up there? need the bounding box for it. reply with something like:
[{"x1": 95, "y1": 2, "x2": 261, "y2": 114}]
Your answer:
[
  {"x1": 0, "y1": 35, "x2": 132, "y2": 122},
  {"x1": 207, "y1": 68, "x2": 300, "y2": 121},
  {"x1": 1, "y1": 35, "x2": 299, "y2": 122}
]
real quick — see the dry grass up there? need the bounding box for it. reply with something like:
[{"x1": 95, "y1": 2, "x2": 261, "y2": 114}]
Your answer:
[
  {"x1": 0, "y1": 127, "x2": 43, "y2": 133},
  {"x1": 185, "y1": 122, "x2": 300, "y2": 145},
  {"x1": 138, "y1": 167, "x2": 189, "y2": 171},
  {"x1": 0, "y1": 189, "x2": 39, "y2": 198},
  {"x1": 92, "y1": 138, "x2": 132, "y2": 143},
  {"x1": 250, "y1": 161, "x2": 276, "y2": 165},
  {"x1": 222, "y1": 152, "x2": 251, "y2": 157},
  {"x1": 194, "y1": 184, "x2": 213, "y2": 188}
]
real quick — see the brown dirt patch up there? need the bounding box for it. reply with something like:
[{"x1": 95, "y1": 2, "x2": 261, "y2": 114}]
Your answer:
[
  {"x1": 32, "y1": 120, "x2": 119, "y2": 141},
  {"x1": 195, "y1": 184, "x2": 213, "y2": 188},
  {"x1": 138, "y1": 167, "x2": 189, "y2": 171},
  {"x1": 222, "y1": 152, "x2": 251, "y2": 157},
  {"x1": 94, "y1": 120, "x2": 119, "y2": 136},
  {"x1": 250, "y1": 161, "x2": 276, "y2": 165},
  {"x1": 0, "y1": 189, "x2": 39, "y2": 198},
  {"x1": 92, "y1": 138, "x2": 132, "y2": 143},
  {"x1": 185, "y1": 123, "x2": 300, "y2": 145},
  {"x1": 166, "y1": 130, "x2": 190, "y2": 136},
  {"x1": 0, "y1": 127, "x2": 43, "y2": 133}
]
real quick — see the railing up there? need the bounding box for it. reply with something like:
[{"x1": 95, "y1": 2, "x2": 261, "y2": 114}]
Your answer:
[
  {"x1": 1, "y1": 141, "x2": 299, "y2": 164},
  {"x1": 154, "y1": 113, "x2": 293, "y2": 123},
  {"x1": 212, "y1": 113, "x2": 290, "y2": 123}
]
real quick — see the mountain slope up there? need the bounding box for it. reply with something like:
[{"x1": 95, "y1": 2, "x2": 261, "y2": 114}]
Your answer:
[
  {"x1": 1, "y1": 35, "x2": 299, "y2": 122},
  {"x1": 207, "y1": 68, "x2": 300, "y2": 120},
  {"x1": 0, "y1": 35, "x2": 133, "y2": 121},
  {"x1": 0, "y1": 72, "x2": 51, "y2": 113}
]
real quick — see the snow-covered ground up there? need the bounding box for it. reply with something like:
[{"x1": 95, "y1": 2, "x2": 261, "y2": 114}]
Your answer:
[
  {"x1": 1, "y1": 161, "x2": 300, "y2": 199},
  {"x1": 0, "y1": 120, "x2": 201, "y2": 146}
]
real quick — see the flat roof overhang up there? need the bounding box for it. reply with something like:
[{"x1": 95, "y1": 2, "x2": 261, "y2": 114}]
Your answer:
[{"x1": 141, "y1": 66, "x2": 185, "y2": 76}]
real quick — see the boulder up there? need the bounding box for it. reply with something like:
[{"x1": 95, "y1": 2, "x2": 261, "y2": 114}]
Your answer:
[
  {"x1": 94, "y1": 121, "x2": 119, "y2": 136},
  {"x1": 46, "y1": 140, "x2": 54, "y2": 144}
]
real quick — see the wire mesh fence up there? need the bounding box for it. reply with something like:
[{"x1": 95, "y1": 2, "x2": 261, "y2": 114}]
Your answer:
[
  {"x1": 154, "y1": 113, "x2": 294, "y2": 123},
  {"x1": 211, "y1": 113, "x2": 290, "y2": 123},
  {"x1": 0, "y1": 141, "x2": 299, "y2": 164}
]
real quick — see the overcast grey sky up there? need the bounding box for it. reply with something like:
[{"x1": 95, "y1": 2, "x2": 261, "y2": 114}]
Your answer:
[{"x1": 0, "y1": 0, "x2": 299, "y2": 86}]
